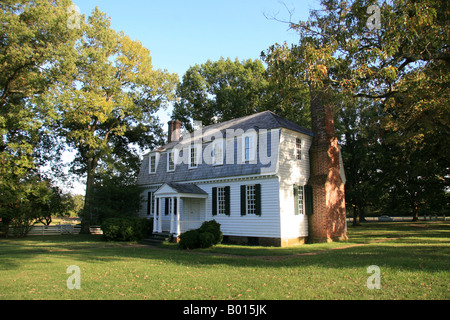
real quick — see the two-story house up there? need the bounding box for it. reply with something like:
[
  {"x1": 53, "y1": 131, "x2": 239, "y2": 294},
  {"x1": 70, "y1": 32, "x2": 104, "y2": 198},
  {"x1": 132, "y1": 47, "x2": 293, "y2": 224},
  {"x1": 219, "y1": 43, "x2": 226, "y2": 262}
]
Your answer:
[{"x1": 137, "y1": 111, "x2": 341, "y2": 247}]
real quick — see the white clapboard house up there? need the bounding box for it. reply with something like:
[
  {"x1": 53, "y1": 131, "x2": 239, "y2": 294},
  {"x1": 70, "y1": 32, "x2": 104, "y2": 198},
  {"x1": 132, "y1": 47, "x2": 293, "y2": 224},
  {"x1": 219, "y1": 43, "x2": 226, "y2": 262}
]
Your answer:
[{"x1": 137, "y1": 111, "x2": 336, "y2": 246}]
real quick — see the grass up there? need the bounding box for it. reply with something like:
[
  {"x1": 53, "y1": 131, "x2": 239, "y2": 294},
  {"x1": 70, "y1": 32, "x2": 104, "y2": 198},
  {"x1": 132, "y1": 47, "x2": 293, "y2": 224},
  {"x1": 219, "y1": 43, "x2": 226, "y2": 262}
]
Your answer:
[{"x1": 0, "y1": 221, "x2": 449, "y2": 300}]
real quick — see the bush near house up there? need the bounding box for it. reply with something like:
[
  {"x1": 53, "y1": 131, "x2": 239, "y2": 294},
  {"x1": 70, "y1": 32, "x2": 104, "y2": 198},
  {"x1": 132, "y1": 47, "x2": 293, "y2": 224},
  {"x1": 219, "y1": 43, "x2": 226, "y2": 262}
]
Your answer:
[
  {"x1": 101, "y1": 217, "x2": 152, "y2": 242},
  {"x1": 178, "y1": 220, "x2": 223, "y2": 249}
]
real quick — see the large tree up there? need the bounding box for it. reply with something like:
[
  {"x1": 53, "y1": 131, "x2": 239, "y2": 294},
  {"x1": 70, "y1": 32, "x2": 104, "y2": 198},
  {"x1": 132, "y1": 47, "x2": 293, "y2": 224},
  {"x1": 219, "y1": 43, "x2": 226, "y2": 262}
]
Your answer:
[
  {"x1": 0, "y1": 0, "x2": 79, "y2": 235},
  {"x1": 44, "y1": 7, "x2": 178, "y2": 232},
  {"x1": 173, "y1": 57, "x2": 310, "y2": 130},
  {"x1": 263, "y1": 0, "x2": 448, "y2": 238}
]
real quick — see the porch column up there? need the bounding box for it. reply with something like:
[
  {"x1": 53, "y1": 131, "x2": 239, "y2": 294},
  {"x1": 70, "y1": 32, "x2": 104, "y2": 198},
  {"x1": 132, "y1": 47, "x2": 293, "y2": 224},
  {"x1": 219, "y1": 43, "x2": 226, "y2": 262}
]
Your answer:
[
  {"x1": 158, "y1": 197, "x2": 162, "y2": 233},
  {"x1": 176, "y1": 196, "x2": 181, "y2": 235},
  {"x1": 153, "y1": 195, "x2": 158, "y2": 233},
  {"x1": 170, "y1": 197, "x2": 175, "y2": 234}
]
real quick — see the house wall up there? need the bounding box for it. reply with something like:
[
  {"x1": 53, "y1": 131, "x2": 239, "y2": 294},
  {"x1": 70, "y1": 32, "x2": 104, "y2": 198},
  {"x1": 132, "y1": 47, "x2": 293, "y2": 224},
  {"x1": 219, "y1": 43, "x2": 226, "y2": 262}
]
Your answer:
[
  {"x1": 277, "y1": 129, "x2": 313, "y2": 241},
  {"x1": 198, "y1": 176, "x2": 281, "y2": 239}
]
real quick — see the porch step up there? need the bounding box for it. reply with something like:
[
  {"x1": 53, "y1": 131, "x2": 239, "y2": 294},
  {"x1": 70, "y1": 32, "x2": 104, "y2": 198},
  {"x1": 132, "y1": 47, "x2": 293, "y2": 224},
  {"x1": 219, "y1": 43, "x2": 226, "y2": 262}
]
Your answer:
[{"x1": 141, "y1": 232, "x2": 171, "y2": 246}]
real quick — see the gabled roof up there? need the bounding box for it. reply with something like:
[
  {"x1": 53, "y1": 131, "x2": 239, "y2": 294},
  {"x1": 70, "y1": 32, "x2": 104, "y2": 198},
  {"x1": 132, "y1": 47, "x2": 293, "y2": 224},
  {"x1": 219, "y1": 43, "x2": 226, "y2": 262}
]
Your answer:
[{"x1": 151, "y1": 111, "x2": 312, "y2": 153}]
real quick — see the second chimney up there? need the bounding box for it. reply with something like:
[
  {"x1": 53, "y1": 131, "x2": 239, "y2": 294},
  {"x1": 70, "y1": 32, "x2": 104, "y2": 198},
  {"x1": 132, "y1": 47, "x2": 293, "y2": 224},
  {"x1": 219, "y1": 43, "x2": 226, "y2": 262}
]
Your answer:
[{"x1": 168, "y1": 120, "x2": 181, "y2": 143}]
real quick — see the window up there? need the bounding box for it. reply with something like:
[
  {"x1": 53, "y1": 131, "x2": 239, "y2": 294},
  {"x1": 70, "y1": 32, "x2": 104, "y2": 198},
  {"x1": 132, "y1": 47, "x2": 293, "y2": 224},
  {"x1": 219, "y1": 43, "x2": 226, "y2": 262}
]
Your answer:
[
  {"x1": 212, "y1": 139, "x2": 223, "y2": 165},
  {"x1": 149, "y1": 154, "x2": 156, "y2": 173},
  {"x1": 246, "y1": 185, "x2": 256, "y2": 215},
  {"x1": 167, "y1": 150, "x2": 175, "y2": 172},
  {"x1": 212, "y1": 186, "x2": 230, "y2": 216},
  {"x1": 295, "y1": 138, "x2": 302, "y2": 160},
  {"x1": 242, "y1": 132, "x2": 256, "y2": 162},
  {"x1": 189, "y1": 145, "x2": 198, "y2": 168},
  {"x1": 217, "y1": 187, "x2": 226, "y2": 215},
  {"x1": 147, "y1": 192, "x2": 154, "y2": 216},
  {"x1": 240, "y1": 184, "x2": 261, "y2": 216},
  {"x1": 294, "y1": 184, "x2": 313, "y2": 215}
]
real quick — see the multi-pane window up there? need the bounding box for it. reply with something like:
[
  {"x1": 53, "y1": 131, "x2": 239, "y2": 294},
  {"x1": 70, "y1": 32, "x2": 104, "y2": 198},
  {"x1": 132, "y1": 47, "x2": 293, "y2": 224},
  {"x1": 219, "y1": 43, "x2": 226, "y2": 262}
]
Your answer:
[
  {"x1": 246, "y1": 185, "x2": 256, "y2": 215},
  {"x1": 298, "y1": 186, "x2": 304, "y2": 215},
  {"x1": 244, "y1": 135, "x2": 255, "y2": 162},
  {"x1": 149, "y1": 154, "x2": 156, "y2": 173},
  {"x1": 217, "y1": 187, "x2": 226, "y2": 215},
  {"x1": 189, "y1": 145, "x2": 198, "y2": 168},
  {"x1": 296, "y1": 138, "x2": 302, "y2": 160},
  {"x1": 212, "y1": 140, "x2": 223, "y2": 165},
  {"x1": 167, "y1": 150, "x2": 175, "y2": 171}
]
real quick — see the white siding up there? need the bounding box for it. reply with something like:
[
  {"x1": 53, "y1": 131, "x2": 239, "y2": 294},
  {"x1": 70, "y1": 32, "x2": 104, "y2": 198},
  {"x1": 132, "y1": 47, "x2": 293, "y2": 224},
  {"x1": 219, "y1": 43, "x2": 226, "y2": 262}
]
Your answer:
[
  {"x1": 199, "y1": 177, "x2": 281, "y2": 238},
  {"x1": 277, "y1": 129, "x2": 313, "y2": 239}
]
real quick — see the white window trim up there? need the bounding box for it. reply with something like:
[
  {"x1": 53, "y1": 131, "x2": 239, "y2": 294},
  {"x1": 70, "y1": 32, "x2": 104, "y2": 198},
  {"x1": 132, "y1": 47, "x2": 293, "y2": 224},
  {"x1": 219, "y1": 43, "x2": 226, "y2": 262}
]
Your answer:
[
  {"x1": 189, "y1": 144, "x2": 200, "y2": 169},
  {"x1": 167, "y1": 150, "x2": 175, "y2": 172},
  {"x1": 295, "y1": 138, "x2": 302, "y2": 160},
  {"x1": 217, "y1": 187, "x2": 226, "y2": 215},
  {"x1": 212, "y1": 138, "x2": 224, "y2": 166},
  {"x1": 149, "y1": 153, "x2": 158, "y2": 174},
  {"x1": 246, "y1": 184, "x2": 257, "y2": 215},
  {"x1": 298, "y1": 185, "x2": 305, "y2": 215},
  {"x1": 241, "y1": 131, "x2": 257, "y2": 163}
]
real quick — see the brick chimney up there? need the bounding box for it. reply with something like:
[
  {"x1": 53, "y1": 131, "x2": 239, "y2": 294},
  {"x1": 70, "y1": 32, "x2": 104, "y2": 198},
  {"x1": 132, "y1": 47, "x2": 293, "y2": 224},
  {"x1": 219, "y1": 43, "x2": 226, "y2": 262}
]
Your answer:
[{"x1": 168, "y1": 120, "x2": 181, "y2": 143}]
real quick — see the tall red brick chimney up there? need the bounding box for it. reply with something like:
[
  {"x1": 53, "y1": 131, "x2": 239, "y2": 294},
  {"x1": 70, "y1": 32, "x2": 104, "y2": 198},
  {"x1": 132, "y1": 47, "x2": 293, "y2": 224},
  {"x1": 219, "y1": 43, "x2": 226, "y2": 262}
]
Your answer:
[{"x1": 168, "y1": 120, "x2": 181, "y2": 143}]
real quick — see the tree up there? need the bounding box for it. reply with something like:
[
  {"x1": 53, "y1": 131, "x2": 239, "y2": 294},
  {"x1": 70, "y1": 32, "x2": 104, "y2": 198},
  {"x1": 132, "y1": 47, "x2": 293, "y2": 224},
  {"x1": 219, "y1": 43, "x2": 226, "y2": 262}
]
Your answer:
[
  {"x1": 173, "y1": 57, "x2": 311, "y2": 130},
  {"x1": 45, "y1": 8, "x2": 178, "y2": 233},
  {"x1": 0, "y1": 0, "x2": 79, "y2": 235},
  {"x1": 264, "y1": 0, "x2": 449, "y2": 236}
]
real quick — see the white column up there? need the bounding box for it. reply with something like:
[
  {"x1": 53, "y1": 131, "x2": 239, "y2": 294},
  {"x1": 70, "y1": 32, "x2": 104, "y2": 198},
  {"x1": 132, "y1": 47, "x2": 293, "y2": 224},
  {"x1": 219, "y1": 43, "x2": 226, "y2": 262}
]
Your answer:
[
  {"x1": 153, "y1": 194, "x2": 158, "y2": 233},
  {"x1": 176, "y1": 196, "x2": 181, "y2": 235},
  {"x1": 158, "y1": 197, "x2": 162, "y2": 233},
  {"x1": 170, "y1": 197, "x2": 175, "y2": 234}
]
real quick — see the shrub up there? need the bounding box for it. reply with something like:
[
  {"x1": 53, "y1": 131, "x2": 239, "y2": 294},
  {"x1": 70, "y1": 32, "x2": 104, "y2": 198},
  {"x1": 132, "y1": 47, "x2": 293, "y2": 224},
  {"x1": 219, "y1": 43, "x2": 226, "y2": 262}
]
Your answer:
[
  {"x1": 101, "y1": 217, "x2": 152, "y2": 241},
  {"x1": 178, "y1": 220, "x2": 222, "y2": 250},
  {"x1": 178, "y1": 229, "x2": 200, "y2": 249}
]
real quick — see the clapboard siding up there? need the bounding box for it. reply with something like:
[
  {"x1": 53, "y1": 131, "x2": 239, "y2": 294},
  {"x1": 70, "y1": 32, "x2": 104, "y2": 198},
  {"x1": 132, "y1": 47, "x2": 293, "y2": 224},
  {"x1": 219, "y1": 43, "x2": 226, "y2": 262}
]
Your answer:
[
  {"x1": 277, "y1": 129, "x2": 313, "y2": 239},
  {"x1": 200, "y1": 177, "x2": 281, "y2": 238}
]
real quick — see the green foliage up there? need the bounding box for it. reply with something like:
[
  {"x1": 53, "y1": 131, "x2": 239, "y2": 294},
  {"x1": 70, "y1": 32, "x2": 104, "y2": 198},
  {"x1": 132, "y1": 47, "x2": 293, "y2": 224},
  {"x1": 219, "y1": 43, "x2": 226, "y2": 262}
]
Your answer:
[
  {"x1": 178, "y1": 220, "x2": 223, "y2": 249},
  {"x1": 91, "y1": 176, "x2": 144, "y2": 225},
  {"x1": 101, "y1": 217, "x2": 152, "y2": 242},
  {"x1": 173, "y1": 57, "x2": 310, "y2": 130}
]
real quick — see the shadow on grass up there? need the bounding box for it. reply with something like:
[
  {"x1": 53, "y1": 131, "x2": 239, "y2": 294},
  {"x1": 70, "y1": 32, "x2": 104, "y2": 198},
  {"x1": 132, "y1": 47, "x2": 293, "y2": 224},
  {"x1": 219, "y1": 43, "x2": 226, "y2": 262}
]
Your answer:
[{"x1": 1, "y1": 222, "x2": 449, "y2": 273}]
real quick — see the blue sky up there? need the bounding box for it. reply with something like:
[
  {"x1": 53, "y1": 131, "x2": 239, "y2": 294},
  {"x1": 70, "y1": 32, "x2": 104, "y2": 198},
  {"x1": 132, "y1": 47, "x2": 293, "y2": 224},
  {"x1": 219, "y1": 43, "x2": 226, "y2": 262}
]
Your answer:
[
  {"x1": 66, "y1": 0, "x2": 319, "y2": 194},
  {"x1": 73, "y1": 1, "x2": 318, "y2": 78}
]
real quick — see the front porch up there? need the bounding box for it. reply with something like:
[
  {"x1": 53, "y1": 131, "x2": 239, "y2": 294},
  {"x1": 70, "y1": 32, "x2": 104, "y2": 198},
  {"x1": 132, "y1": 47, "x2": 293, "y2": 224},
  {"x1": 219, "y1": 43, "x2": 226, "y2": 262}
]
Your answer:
[{"x1": 153, "y1": 183, "x2": 209, "y2": 236}]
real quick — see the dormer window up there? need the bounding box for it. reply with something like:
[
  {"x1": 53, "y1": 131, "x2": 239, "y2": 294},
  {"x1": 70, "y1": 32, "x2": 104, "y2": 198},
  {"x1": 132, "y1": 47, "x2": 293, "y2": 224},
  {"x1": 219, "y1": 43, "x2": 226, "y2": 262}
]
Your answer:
[
  {"x1": 167, "y1": 150, "x2": 175, "y2": 172},
  {"x1": 149, "y1": 154, "x2": 157, "y2": 174},
  {"x1": 212, "y1": 139, "x2": 224, "y2": 165},
  {"x1": 189, "y1": 144, "x2": 198, "y2": 169},
  {"x1": 242, "y1": 131, "x2": 256, "y2": 162}
]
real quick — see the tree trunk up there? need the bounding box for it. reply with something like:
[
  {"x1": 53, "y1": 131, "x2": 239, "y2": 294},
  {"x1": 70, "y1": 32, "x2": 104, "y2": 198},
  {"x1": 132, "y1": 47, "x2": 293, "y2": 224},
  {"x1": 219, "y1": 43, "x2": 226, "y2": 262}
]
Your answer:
[
  {"x1": 352, "y1": 205, "x2": 361, "y2": 226},
  {"x1": 308, "y1": 84, "x2": 348, "y2": 242},
  {"x1": 80, "y1": 157, "x2": 98, "y2": 234}
]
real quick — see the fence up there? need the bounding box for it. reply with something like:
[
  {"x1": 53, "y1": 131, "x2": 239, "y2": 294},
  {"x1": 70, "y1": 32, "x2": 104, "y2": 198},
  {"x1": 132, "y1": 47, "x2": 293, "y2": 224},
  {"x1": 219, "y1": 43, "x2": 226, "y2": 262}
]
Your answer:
[
  {"x1": 27, "y1": 224, "x2": 82, "y2": 236},
  {"x1": 25, "y1": 225, "x2": 103, "y2": 236}
]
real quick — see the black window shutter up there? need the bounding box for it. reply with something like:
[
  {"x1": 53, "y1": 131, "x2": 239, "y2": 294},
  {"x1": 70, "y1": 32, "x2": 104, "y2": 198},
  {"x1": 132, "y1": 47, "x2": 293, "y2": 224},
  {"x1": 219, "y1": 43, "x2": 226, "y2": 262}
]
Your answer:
[
  {"x1": 255, "y1": 184, "x2": 262, "y2": 216},
  {"x1": 225, "y1": 186, "x2": 231, "y2": 216},
  {"x1": 240, "y1": 185, "x2": 246, "y2": 216},
  {"x1": 165, "y1": 198, "x2": 169, "y2": 215},
  {"x1": 293, "y1": 185, "x2": 299, "y2": 215},
  {"x1": 212, "y1": 187, "x2": 217, "y2": 216},
  {"x1": 305, "y1": 185, "x2": 314, "y2": 216},
  {"x1": 174, "y1": 198, "x2": 177, "y2": 215}
]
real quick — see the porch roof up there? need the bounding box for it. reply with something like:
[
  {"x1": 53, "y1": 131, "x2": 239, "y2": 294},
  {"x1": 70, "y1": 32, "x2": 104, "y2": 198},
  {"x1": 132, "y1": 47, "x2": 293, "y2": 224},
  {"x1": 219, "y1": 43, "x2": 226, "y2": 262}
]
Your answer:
[{"x1": 154, "y1": 182, "x2": 208, "y2": 198}]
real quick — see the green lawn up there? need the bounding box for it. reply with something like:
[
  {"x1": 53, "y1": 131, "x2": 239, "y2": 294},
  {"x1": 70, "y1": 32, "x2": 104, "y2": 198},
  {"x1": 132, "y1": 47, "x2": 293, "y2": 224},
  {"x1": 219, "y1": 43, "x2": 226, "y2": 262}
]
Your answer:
[{"x1": 1, "y1": 221, "x2": 449, "y2": 300}]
